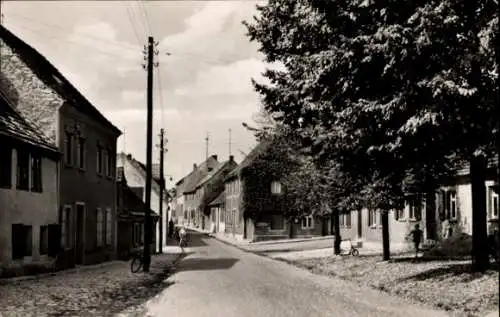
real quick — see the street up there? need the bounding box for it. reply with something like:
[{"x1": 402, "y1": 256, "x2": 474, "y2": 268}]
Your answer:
[{"x1": 143, "y1": 232, "x2": 450, "y2": 317}]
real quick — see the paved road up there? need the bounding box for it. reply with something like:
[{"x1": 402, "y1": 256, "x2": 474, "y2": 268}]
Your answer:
[{"x1": 142, "y1": 232, "x2": 449, "y2": 317}]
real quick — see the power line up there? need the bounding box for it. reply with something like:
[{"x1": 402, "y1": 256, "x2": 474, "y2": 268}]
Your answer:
[
  {"x1": 6, "y1": 14, "x2": 139, "y2": 51},
  {"x1": 155, "y1": 66, "x2": 165, "y2": 129},
  {"x1": 6, "y1": 23, "x2": 140, "y2": 61},
  {"x1": 138, "y1": 0, "x2": 153, "y2": 36},
  {"x1": 124, "y1": 1, "x2": 145, "y2": 46}
]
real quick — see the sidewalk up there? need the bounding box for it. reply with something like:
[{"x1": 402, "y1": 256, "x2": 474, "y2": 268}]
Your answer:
[{"x1": 0, "y1": 252, "x2": 182, "y2": 316}]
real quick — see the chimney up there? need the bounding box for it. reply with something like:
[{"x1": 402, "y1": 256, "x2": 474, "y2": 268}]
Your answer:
[
  {"x1": 229, "y1": 155, "x2": 234, "y2": 162},
  {"x1": 211, "y1": 154, "x2": 218, "y2": 161},
  {"x1": 193, "y1": 163, "x2": 197, "y2": 170}
]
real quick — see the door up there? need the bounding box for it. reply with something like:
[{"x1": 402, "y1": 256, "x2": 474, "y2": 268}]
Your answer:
[{"x1": 75, "y1": 204, "x2": 85, "y2": 264}]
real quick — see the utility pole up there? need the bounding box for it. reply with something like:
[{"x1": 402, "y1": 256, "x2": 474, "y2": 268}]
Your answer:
[
  {"x1": 0, "y1": 0, "x2": 4, "y2": 25},
  {"x1": 205, "y1": 132, "x2": 210, "y2": 163},
  {"x1": 142, "y1": 36, "x2": 158, "y2": 272},
  {"x1": 228, "y1": 128, "x2": 232, "y2": 157},
  {"x1": 156, "y1": 128, "x2": 167, "y2": 254}
]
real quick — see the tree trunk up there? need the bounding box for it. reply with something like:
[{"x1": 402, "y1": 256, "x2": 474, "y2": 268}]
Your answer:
[
  {"x1": 470, "y1": 154, "x2": 490, "y2": 272},
  {"x1": 288, "y1": 217, "x2": 294, "y2": 239},
  {"x1": 333, "y1": 211, "x2": 341, "y2": 255},
  {"x1": 381, "y1": 210, "x2": 390, "y2": 261}
]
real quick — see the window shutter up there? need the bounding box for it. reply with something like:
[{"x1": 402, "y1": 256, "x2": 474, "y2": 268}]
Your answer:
[
  {"x1": 48, "y1": 224, "x2": 62, "y2": 257},
  {"x1": 12, "y1": 224, "x2": 24, "y2": 260}
]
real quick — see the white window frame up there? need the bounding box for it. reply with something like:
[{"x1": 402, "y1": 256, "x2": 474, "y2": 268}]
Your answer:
[
  {"x1": 301, "y1": 215, "x2": 314, "y2": 229},
  {"x1": 491, "y1": 189, "x2": 499, "y2": 219},
  {"x1": 271, "y1": 180, "x2": 282, "y2": 195},
  {"x1": 449, "y1": 191, "x2": 457, "y2": 220},
  {"x1": 96, "y1": 208, "x2": 104, "y2": 247},
  {"x1": 368, "y1": 209, "x2": 377, "y2": 228}
]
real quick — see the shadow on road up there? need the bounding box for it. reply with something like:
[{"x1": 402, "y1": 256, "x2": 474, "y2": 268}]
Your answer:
[{"x1": 175, "y1": 257, "x2": 239, "y2": 272}]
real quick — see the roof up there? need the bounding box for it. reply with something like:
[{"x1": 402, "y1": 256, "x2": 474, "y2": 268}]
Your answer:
[
  {"x1": 208, "y1": 191, "x2": 225, "y2": 206},
  {"x1": 118, "y1": 152, "x2": 170, "y2": 199},
  {"x1": 0, "y1": 25, "x2": 121, "y2": 136},
  {"x1": 181, "y1": 155, "x2": 220, "y2": 194},
  {"x1": 117, "y1": 169, "x2": 158, "y2": 218},
  {"x1": 0, "y1": 93, "x2": 59, "y2": 154},
  {"x1": 225, "y1": 140, "x2": 271, "y2": 181}
]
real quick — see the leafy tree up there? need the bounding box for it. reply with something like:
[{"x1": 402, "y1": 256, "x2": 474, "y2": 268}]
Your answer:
[{"x1": 244, "y1": 0, "x2": 498, "y2": 267}]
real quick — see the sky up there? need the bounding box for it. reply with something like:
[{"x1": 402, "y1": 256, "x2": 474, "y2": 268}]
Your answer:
[{"x1": 2, "y1": 0, "x2": 268, "y2": 188}]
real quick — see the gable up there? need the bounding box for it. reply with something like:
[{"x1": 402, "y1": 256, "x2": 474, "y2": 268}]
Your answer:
[{"x1": 0, "y1": 26, "x2": 121, "y2": 140}]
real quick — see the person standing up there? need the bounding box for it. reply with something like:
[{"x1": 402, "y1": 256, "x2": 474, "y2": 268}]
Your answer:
[{"x1": 407, "y1": 224, "x2": 424, "y2": 258}]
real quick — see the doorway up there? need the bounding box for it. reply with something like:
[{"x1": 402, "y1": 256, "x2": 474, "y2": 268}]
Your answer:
[{"x1": 75, "y1": 203, "x2": 85, "y2": 265}]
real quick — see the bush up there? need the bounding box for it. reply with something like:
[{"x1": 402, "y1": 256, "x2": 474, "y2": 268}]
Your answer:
[{"x1": 424, "y1": 233, "x2": 472, "y2": 257}]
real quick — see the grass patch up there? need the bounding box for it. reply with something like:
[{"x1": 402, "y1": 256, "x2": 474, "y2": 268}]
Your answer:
[{"x1": 287, "y1": 255, "x2": 499, "y2": 317}]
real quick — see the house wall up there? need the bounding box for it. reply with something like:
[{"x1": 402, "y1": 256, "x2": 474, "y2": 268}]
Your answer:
[
  {"x1": 117, "y1": 158, "x2": 163, "y2": 252},
  {"x1": 0, "y1": 37, "x2": 63, "y2": 145},
  {"x1": 0, "y1": 148, "x2": 58, "y2": 267},
  {"x1": 224, "y1": 177, "x2": 244, "y2": 237},
  {"x1": 58, "y1": 105, "x2": 118, "y2": 265}
]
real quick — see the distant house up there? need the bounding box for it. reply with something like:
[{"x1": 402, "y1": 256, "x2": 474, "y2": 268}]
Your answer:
[
  {"x1": 0, "y1": 93, "x2": 61, "y2": 274},
  {"x1": 116, "y1": 167, "x2": 159, "y2": 259},
  {"x1": 174, "y1": 155, "x2": 220, "y2": 227},
  {"x1": 335, "y1": 157, "x2": 499, "y2": 248},
  {"x1": 1, "y1": 25, "x2": 122, "y2": 267},
  {"x1": 208, "y1": 192, "x2": 226, "y2": 234},
  {"x1": 117, "y1": 153, "x2": 169, "y2": 253},
  {"x1": 192, "y1": 156, "x2": 237, "y2": 231},
  {"x1": 223, "y1": 141, "x2": 329, "y2": 242}
]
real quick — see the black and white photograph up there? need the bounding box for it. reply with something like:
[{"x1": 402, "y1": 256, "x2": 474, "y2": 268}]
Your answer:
[{"x1": 0, "y1": 0, "x2": 498, "y2": 316}]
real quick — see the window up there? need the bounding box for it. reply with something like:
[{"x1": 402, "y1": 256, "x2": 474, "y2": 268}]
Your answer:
[
  {"x1": 490, "y1": 188, "x2": 499, "y2": 219},
  {"x1": 271, "y1": 181, "x2": 282, "y2": 195},
  {"x1": 61, "y1": 206, "x2": 72, "y2": 248},
  {"x1": 302, "y1": 215, "x2": 314, "y2": 229},
  {"x1": 76, "y1": 137, "x2": 85, "y2": 169},
  {"x1": 64, "y1": 132, "x2": 73, "y2": 165},
  {"x1": 16, "y1": 149, "x2": 30, "y2": 190},
  {"x1": 345, "y1": 211, "x2": 352, "y2": 227},
  {"x1": 105, "y1": 208, "x2": 112, "y2": 246},
  {"x1": 39, "y1": 225, "x2": 48, "y2": 255},
  {"x1": 394, "y1": 208, "x2": 405, "y2": 221},
  {"x1": 106, "y1": 151, "x2": 113, "y2": 177},
  {"x1": 0, "y1": 146, "x2": 12, "y2": 188},
  {"x1": 368, "y1": 209, "x2": 377, "y2": 227},
  {"x1": 96, "y1": 208, "x2": 104, "y2": 247},
  {"x1": 448, "y1": 191, "x2": 457, "y2": 219},
  {"x1": 97, "y1": 146, "x2": 103, "y2": 174},
  {"x1": 11, "y1": 224, "x2": 32, "y2": 259},
  {"x1": 31, "y1": 154, "x2": 42, "y2": 192},
  {"x1": 407, "y1": 196, "x2": 423, "y2": 220}
]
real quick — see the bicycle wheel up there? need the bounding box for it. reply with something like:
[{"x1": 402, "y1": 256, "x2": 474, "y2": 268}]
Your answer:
[
  {"x1": 351, "y1": 248, "x2": 359, "y2": 256},
  {"x1": 130, "y1": 255, "x2": 142, "y2": 273}
]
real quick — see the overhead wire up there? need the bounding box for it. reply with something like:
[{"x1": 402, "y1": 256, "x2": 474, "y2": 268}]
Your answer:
[
  {"x1": 5, "y1": 22, "x2": 140, "y2": 61},
  {"x1": 6, "y1": 13, "x2": 139, "y2": 51}
]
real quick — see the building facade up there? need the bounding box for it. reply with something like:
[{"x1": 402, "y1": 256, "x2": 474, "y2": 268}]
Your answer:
[
  {"x1": 1, "y1": 25, "x2": 122, "y2": 267},
  {"x1": 0, "y1": 94, "x2": 60, "y2": 274}
]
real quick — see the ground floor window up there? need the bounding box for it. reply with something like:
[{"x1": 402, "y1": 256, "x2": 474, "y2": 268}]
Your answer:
[
  {"x1": 12, "y1": 224, "x2": 32, "y2": 259},
  {"x1": 339, "y1": 212, "x2": 351, "y2": 228},
  {"x1": 105, "y1": 208, "x2": 112, "y2": 246},
  {"x1": 302, "y1": 215, "x2": 314, "y2": 229},
  {"x1": 368, "y1": 209, "x2": 377, "y2": 227},
  {"x1": 96, "y1": 208, "x2": 104, "y2": 247}
]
